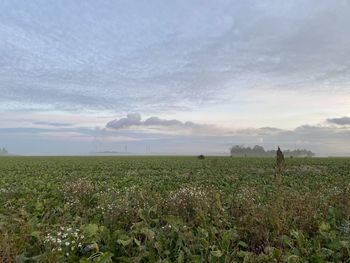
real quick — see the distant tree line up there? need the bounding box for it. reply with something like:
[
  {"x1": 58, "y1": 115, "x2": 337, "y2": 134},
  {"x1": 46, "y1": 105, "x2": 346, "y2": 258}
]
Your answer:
[
  {"x1": 0, "y1": 147, "x2": 9, "y2": 155},
  {"x1": 230, "y1": 145, "x2": 315, "y2": 158}
]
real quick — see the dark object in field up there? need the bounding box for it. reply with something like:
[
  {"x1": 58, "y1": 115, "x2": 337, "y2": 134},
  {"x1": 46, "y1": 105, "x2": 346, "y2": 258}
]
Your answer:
[
  {"x1": 185, "y1": 171, "x2": 193, "y2": 179},
  {"x1": 198, "y1": 155, "x2": 205, "y2": 159},
  {"x1": 276, "y1": 146, "x2": 286, "y2": 175}
]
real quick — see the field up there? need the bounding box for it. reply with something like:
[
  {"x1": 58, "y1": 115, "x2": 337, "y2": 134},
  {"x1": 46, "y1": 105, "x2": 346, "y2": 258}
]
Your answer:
[{"x1": 0, "y1": 156, "x2": 350, "y2": 262}]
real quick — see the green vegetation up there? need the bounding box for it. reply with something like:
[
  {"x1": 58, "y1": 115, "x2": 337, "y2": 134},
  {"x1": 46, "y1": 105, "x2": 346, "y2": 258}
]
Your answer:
[{"x1": 0, "y1": 156, "x2": 350, "y2": 262}]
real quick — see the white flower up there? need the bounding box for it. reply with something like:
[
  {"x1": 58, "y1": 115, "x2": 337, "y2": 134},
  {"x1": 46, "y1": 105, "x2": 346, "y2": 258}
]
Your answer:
[
  {"x1": 65, "y1": 241, "x2": 70, "y2": 246},
  {"x1": 58, "y1": 247, "x2": 62, "y2": 252}
]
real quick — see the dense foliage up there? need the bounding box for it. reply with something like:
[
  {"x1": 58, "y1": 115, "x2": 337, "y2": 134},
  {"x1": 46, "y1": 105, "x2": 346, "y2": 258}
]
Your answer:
[{"x1": 0, "y1": 156, "x2": 349, "y2": 262}]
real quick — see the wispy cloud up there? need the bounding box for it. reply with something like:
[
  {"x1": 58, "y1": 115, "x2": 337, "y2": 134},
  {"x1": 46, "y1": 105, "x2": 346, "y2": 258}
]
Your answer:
[
  {"x1": 1, "y1": 1, "x2": 349, "y2": 114},
  {"x1": 32, "y1": 121, "x2": 73, "y2": 127}
]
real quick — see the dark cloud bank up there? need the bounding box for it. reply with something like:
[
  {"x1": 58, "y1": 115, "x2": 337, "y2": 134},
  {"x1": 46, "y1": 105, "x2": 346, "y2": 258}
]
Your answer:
[
  {"x1": 327, "y1": 117, "x2": 350, "y2": 126},
  {"x1": 106, "y1": 113, "x2": 201, "y2": 130}
]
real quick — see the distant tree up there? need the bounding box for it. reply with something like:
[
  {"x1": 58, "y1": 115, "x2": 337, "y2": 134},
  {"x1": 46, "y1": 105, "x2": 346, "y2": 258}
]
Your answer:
[
  {"x1": 198, "y1": 154, "x2": 205, "y2": 160},
  {"x1": 253, "y1": 145, "x2": 265, "y2": 156},
  {"x1": 230, "y1": 145, "x2": 247, "y2": 157},
  {"x1": 0, "y1": 147, "x2": 8, "y2": 155},
  {"x1": 230, "y1": 145, "x2": 315, "y2": 158}
]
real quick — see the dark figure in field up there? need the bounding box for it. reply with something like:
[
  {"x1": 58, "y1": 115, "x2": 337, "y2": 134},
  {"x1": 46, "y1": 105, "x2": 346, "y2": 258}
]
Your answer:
[
  {"x1": 276, "y1": 146, "x2": 286, "y2": 175},
  {"x1": 198, "y1": 154, "x2": 205, "y2": 160}
]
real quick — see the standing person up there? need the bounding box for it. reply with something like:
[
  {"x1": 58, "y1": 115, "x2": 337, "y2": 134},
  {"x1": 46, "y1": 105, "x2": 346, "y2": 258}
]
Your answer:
[{"x1": 276, "y1": 146, "x2": 285, "y2": 176}]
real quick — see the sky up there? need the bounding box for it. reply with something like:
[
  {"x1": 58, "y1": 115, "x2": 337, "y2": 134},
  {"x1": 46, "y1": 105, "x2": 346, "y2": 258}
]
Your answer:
[{"x1": 0, "y1": 0, "x2": 349, "y2": 156}]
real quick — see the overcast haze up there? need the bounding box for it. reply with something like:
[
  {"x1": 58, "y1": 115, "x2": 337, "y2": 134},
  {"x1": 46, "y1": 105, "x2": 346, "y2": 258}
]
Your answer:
[{"x1": 0, "y1": 0, "x2": 349, "y2": 156}]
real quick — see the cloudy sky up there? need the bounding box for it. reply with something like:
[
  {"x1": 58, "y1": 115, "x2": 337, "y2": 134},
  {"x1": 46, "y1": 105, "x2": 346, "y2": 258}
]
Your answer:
[{"x1": 0, "y1": 0, "x2": 349, "y2": 156}]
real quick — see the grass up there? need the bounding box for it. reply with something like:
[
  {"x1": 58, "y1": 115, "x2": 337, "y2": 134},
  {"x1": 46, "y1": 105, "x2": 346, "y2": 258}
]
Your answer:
[{"x1": 0, "y1": 156, "x2": 350, "y2": 262}]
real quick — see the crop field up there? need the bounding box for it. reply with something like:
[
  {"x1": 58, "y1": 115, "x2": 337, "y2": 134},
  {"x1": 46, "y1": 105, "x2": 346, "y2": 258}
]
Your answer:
[{"x1": 0, "y1": 157, "x2": 350, "y2": 262}]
